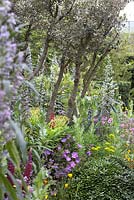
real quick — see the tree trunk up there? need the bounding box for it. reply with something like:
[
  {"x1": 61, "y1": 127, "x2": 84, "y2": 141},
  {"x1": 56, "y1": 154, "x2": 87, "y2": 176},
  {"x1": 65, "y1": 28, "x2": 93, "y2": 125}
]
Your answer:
[
  {"x1": 81, "y1": 52, "x2": 97, "y2": 98},
  {"x1": 67, "y1": 62, "x2": 81, "y2": 120},
  {"x1": 28, "y1": 34, "x2": 50, "y2": 80},
  {"x1": 46, "y1": 57, "x2": 70, "y2": 122},
  {"x1": 81, "y1": 66, "x2": 95, "y2": 98}
]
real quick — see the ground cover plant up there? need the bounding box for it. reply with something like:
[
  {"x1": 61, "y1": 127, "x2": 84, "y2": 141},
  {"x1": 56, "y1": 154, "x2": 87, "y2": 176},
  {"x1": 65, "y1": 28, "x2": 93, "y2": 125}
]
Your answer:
[{"x1": 1, "y1": 0, "x2": 134, "y2": 200}]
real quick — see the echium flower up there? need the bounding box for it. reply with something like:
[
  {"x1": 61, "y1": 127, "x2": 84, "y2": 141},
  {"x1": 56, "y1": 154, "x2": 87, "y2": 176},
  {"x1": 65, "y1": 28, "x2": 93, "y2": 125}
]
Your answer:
[{"x1": 0, "y1": 0, "x2": 23, "y2": 144}]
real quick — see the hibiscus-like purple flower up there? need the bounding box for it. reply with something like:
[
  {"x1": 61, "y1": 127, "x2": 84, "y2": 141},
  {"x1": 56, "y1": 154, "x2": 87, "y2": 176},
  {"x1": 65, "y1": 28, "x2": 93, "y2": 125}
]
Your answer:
[
  {"x1": 69, "y1": 161, "x2": 76, "y2": 168},
  {"x1": 72, "y1": 152, "x2": 78, "y2": 159}
]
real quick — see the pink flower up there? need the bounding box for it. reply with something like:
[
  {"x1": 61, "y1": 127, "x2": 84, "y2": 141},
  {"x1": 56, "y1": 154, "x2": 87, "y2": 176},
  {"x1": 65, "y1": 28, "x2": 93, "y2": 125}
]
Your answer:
[
  {"x1": 102, "y1": 121, "x2": 106, "y2": 125},
  {"x1": 120, "y1": 123, "x2": 125, "y2": 128},
  {"x1": 130, "y1": 127, "x2": 134, "y2": 132},
  {"x1": 107, "y1": 118, "x2": 113, "y2": 124}
]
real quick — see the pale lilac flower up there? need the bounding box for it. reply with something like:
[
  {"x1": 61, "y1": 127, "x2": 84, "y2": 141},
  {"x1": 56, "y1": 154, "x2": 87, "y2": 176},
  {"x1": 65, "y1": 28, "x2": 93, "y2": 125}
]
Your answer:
[
  {"x1": 57, "y1": 145, "x2": 62, "y2": 151},
  {"x1": 64, "y1": 149, "x2": 70, "y2": 154},
  {"x1": 61, "y1": 137, "x2": 67, "y2": 143},
  {"x1": 69, "y1": 161, "x2": 76, "y2": 168},
  {"x1": 75, "y1": 157, "x2": 80, "y2": 163},
  {"x1": 65, "y1": 156, "x2": 71, "y2": 162},
  {"x1": 65, "y1": 165, "x2": 72, "y2": 173},
  {"x1": 77, "y1": 144, "x2": 82, "y2": 149},
  {"x1": 44, "y1": 149, "x2": 52, "y2": 156},
  {"x1": 72, "y1": 152, "x2": 78, "y2": 159},
  {"x1": 0, "y1": 0, "x2": 23, "y2": 143}
]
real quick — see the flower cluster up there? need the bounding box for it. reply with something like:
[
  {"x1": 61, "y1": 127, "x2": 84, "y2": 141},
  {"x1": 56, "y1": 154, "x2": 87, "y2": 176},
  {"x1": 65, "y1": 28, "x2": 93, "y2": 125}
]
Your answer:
[
  {"x1": 7, "y1": 149, "x2": 33, "y2": 185},
  {"x1": 94, "y1": 116, "x2": 113, "y2": 125},
  {"x1": 43, "y1": 134, "x2": 81, "y2": 180},
  {"x1": 120, "y1": 117, "x2": 134, "y2": 145},
  {"x1": 0, "y1": 0, "x2": 23, "y2": 143}
]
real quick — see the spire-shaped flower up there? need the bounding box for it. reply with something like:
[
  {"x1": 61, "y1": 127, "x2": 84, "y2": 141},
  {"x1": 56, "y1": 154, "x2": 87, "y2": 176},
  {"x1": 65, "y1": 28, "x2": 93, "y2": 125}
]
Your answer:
[{"x1": 0, "y1": 0, "x2": 24, "y2": 144}]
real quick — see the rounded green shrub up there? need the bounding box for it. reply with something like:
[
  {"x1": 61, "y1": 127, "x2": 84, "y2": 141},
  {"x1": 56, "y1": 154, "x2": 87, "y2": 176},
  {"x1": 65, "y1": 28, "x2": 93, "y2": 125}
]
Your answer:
[{"x1": 68, "y1": 157, "x2": 134, "y2": 200}]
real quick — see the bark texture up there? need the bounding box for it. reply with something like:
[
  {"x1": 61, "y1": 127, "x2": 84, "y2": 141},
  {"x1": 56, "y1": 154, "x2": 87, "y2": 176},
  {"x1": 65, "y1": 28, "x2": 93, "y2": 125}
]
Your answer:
[
  {"x1": 46, "y1": 57, "x2": 70, "y2": 122},
  {"x1": 67, "y1": 62, "x2": 81, "y2": 120}
]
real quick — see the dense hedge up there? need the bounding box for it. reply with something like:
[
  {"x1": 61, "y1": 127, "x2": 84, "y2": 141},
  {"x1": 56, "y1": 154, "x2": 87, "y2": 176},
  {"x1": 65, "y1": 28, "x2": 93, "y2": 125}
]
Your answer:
[{"x1": 68, "y1": 157, "x2": 134, "y2": 200}]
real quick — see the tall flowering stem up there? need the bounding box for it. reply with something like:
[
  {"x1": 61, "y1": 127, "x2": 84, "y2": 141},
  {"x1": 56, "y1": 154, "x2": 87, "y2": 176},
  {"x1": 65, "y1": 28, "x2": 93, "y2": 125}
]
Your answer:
[{"x1": 0, "y1": 0, "x2": 23, "y2": 145}]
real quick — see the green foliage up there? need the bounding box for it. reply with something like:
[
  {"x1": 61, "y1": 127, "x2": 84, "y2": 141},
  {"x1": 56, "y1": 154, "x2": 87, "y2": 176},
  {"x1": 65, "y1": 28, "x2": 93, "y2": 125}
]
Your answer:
[
  {"x1": 31, "y1": 168, "x2": 53, "y2": 200},
  {"x1": 68, "y1": 157, "x2": 134, "y2": 200},
  {"x1": 118, "y1": 81, "x2": 131, "y2": 108}
]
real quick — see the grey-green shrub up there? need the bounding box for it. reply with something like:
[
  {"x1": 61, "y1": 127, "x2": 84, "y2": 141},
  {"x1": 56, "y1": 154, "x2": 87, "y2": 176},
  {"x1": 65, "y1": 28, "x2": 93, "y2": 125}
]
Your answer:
[{"x1": 68, "y1": 157, "x2": 134, "y2": 200}]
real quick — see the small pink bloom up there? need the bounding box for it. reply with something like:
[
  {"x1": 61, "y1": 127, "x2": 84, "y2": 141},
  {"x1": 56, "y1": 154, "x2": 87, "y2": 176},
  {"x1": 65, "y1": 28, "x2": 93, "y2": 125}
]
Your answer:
[
  {"x1": 120, "y1": 123, "x2": 125, "y2": 128},
  {"x1": 102, "y1": 121, "x2": 106, "y2": 125},
  {"x1": 107, "y1": 118, "x2": 113, "y2": 124}
]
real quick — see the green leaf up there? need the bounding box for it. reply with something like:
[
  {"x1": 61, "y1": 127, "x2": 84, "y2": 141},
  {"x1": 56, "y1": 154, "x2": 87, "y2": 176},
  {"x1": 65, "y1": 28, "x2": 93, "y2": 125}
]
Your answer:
[
  {"x1": 0, "y1": 171, "x2": 19, "y2": 200},
  {"x1": 5, "y1": 140, "x2": 20, "y2": 170},
  {"x1": 10, "y1": 120, "x2": 27, "y2": 163}
]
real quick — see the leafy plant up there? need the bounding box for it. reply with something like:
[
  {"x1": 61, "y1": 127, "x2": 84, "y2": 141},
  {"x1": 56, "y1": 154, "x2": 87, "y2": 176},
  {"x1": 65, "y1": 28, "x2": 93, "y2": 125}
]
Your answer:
[{"x1": 67, "y1": 157, "x2": 134, "y2": 200}]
